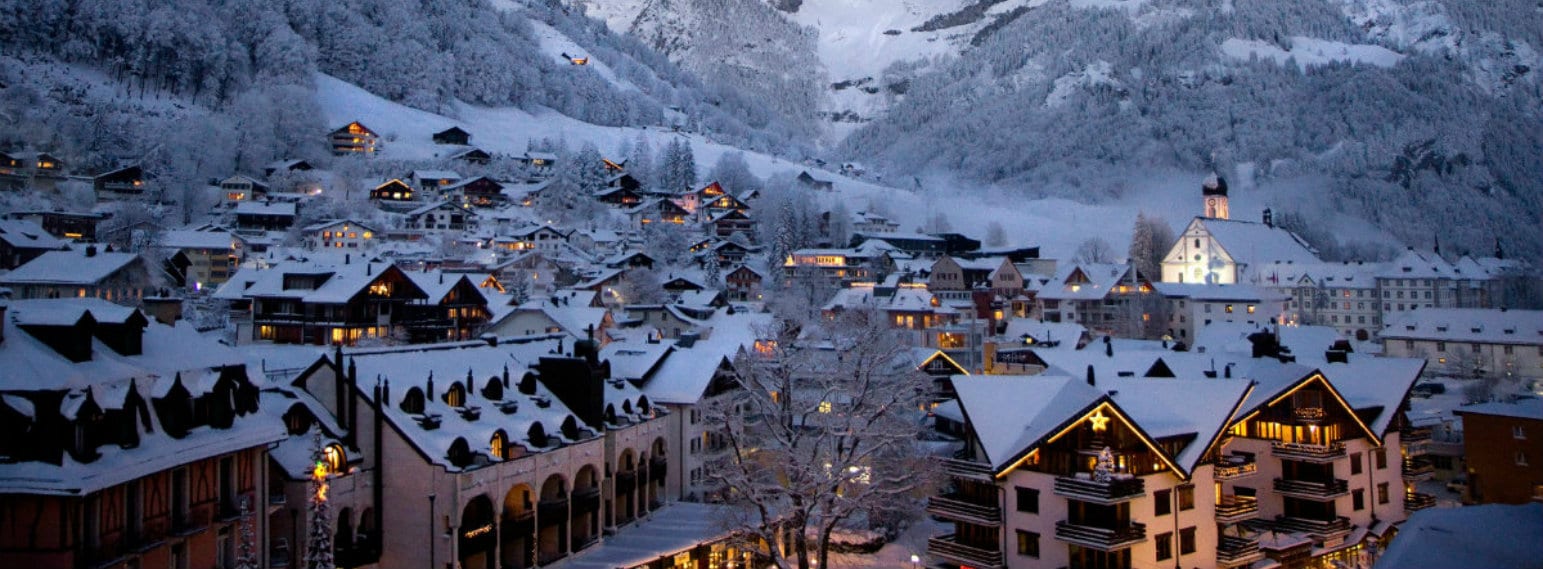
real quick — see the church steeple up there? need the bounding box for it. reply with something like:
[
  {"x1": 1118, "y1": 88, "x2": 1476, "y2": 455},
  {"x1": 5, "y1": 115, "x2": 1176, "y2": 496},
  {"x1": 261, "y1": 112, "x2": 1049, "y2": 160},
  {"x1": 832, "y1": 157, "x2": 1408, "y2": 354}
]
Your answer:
[{"x1": 1202, "y1": 174, "x2": 1229, "y2": 220}]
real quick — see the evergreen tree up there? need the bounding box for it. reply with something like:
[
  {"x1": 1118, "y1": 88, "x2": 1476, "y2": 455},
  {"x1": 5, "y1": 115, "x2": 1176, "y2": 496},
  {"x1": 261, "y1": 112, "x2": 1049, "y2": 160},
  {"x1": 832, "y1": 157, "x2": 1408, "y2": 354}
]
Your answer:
[
  {"x1": 702, "y1": 254, "x2": 722, "y2": 287},
  {"x1": 1094, "y1": 446, "x2": 1115, "y2": 484},
  {"x1": 306, "y1": 432, "x2": 334, "y2": 569}
]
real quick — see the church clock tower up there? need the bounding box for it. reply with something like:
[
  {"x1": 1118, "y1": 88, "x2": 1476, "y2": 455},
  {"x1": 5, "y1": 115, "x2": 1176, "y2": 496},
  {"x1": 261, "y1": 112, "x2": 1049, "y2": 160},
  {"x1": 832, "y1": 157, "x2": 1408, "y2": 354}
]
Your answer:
[{"x1": 1202, "y1": 174, "x2": 1229, "y2": 220}]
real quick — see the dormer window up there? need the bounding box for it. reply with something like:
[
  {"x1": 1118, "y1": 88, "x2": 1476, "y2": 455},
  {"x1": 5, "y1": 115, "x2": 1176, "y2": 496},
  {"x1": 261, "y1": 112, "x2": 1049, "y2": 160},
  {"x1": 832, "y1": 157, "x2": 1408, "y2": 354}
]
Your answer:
[
  {"x1": 323, "y1": 444, "x2": 347, "y2": 474},
  {"x1": 491, "y1": 430, "x2": 508, "y2": 460},
  {"x1": 401, "y1": 387, "x2": 426, "y2": 414},
  {"x1": 445, "y1": 383, "x2": 466, "y2": 407}
]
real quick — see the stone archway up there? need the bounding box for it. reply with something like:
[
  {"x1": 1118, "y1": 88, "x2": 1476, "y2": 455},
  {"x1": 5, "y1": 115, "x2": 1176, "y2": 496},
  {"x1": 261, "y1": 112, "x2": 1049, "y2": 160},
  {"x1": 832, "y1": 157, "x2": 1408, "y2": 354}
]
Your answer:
[
  {"x1": 615, "y1": 449, "x2": 638, "y2": 525},
  {"x1": 537, "y1": 474, "x2": 569, "y2": 565},
  {"x1": 500, "y1": 484, "x2": 535, "y2": 569},
  {"x1": 649, "y1": 437, "x2": 669, "y2": 508},
  {"x1": 458, "y1": 495, "x2": 497, "y2": 569},
  {"x1": 572, "y1": 465, "x2": 601, "y2": 551}
]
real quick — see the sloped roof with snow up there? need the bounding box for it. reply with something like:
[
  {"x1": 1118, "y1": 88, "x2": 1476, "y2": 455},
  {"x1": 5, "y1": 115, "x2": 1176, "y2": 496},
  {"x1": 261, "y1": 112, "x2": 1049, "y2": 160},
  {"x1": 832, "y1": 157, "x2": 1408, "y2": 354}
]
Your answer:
[
  {"x1": 0, "y1": 219, "x2": 67, "y2": 250},
  {"x1": 233, "y1": 201, "x2": 297, "y2": 217},
  {"x1": 1380, "y1": 308, "x2": 1543, "y2": 345},
  {"x1": 0, "y1": 248, "x2": 142, "y2": 286},
  {"x1": 1198, "y1": 218, "x2": 1320, "y2": 266},
  {"x1": 1375, "y1": 503, "x2": 1543, "y2": 569}
]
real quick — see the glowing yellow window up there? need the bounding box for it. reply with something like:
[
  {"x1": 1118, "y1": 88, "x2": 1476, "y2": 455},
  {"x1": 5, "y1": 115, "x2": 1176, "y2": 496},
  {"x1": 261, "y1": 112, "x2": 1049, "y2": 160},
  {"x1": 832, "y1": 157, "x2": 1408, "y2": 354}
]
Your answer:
[
  {"x1": 1247, "y1": 305, "x2": 1256, "y2": 314},
  {"x1": 1225, "y1": 304, "x2": 1234, "y2": 313},
  {"x1": 323, "y1": 444, "x2": 347, "y2": 474},
  {"x1": 819, "y1": 401, "x2": 832, "y2": 414}
]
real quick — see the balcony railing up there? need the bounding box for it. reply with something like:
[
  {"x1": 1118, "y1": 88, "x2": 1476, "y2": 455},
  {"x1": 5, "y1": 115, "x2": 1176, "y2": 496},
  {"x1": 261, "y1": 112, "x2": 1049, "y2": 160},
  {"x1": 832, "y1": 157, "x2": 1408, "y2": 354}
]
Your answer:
[
  {"x1": 1215, "y1": 454, "x2": 1259, "y2": 480},
  {"x1": 927, "y1": 533, "x2": 1004, "y2": 569},
  {"x1": 926, "y1": 492, "x2": 1002, "y2": 526},
  {"x1": 1216, "y1": 535, "x2": 1265, "y2": 567},
  {"x1": 939, "y1": 456, "x2": 994, "y2": 481},
  {"x1": 1401, "y1": 426, "x2": 1433, "y2": 444},
  {"x1": 1054, "y1": 521, "x2": 1147, "y2": 551},
  {"x1": 1054, "y1": 475, "x2": 1145, "y2": 505},
  {"x1": 1271, "y1": 441, "x2": 1347, "y2": 463},
  {"x1": 1403, "y1": 457, "x2": 1435, "y2": 481},
  {"x1": 1273, "y1": 478, "x2": 1350, "y2": 501},
  {"x1": 1215, "y1": 495, "x2": 1260, "y2": 523},
  {"x1": 1405, "y1": 492, "x2": 1437, "y2": 512},
  {"x1": 1274, "y1": 515, "x2": 1352, "y2": 540}
]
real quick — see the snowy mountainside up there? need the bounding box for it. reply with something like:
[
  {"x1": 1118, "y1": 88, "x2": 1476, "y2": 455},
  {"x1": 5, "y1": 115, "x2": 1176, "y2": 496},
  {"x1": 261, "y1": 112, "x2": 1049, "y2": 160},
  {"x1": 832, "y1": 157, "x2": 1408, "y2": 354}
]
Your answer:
[
  {"x1": 840, "y1": 0, "x2": 1543, "y2": 261},
  {"x1": 315, "y1": 69, "x2": 1401, "y2": 260}
]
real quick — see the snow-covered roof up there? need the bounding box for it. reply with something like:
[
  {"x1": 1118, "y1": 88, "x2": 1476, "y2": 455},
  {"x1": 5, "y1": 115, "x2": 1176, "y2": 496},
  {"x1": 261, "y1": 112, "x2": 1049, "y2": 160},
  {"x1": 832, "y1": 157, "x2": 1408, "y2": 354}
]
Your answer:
[
  {"x1": 951, "y1": 375, "x2": 1103, "y2": 471},
  {"x1": 0, "y1": 219, "x2": 67, "y2": 250},
  {"x1": 0, "y1": 248, "x2": 142, "y2": 286},
  {"x1": 158, "y1": 229, "x2": 239, "y2": 251},
  {"x1": 412, "y1": 169, "x2": 461, "y2": 180},
  {"x1": 214, "y1": 259, "x2": 425, "y2": 305},
  {"x1": 1153, "y1": 282, "x2": 1288, "y2": 302},
  {"x1": 1375, "y1": 503, "x2": 1543, "y2": 569},
  {"x1": 1256, "y1": 260, "x2": 1381, "y2": 289},
  {"x1": 1036, "y1": 263, "x2": 1142, "y2": 301},
  {"x1": 405, "y1": 200, "x2": 477, "y2": 218},
  {"x1": 1380, "y1": 308, "x2": 1543, "y2": 345},
  {"x1": 1379, "y1": 249, "x2": 1454, "y2": 279},
  {"x1": 1196, "y1": 218, "x2": 1320, "y2": 266},
  {"x1": 1454, "y1": 399, "x2": 1543, "y2": 422},
  {"x1": 233, "y1": 201, "x2": 297, "y2": 217},
  {"x1": 541, "y1": 502, "x2": 742, "y2": 569}
]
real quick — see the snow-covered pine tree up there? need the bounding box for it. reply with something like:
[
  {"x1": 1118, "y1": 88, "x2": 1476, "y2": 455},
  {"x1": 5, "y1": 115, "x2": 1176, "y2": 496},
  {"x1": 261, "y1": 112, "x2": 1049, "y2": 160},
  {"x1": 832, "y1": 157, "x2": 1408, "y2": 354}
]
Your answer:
[
  {"x1": 702, "y1": 254, "x2": 722, "y2": 288},
  {"x1": 508, "y1": 270, "x2": 532, "y2": 305},
  {"x1": 306, "y1": 432, "x2": 335, "y2": 569}
]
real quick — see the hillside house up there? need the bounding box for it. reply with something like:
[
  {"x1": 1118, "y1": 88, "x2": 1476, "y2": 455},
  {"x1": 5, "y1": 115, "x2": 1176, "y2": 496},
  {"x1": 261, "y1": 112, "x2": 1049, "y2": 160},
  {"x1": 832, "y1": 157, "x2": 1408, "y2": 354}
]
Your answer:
[
  {"x1": 233, "y1": 201, "x2": 297, "y2": 231},
  {"x1": 796, "y1": 170, "x2": 834, "y2": 191},
  {"x1": 158, "y1": 229, "x2": 243, "y2": 290},
  {"x1": 724, "y1": 265, "x2": 764, "y2": 301},
  {"x1": 405, "y1": 201, "x2": 477, "y2": 232},
  {"x1": 445, "y1": 176, "x2": 505, "y2": 207},
  {"x1": 92, "y1": 164, "x2": 146, "y2": 200},
  {"x1": 370, "y1": 179, "x2": 415, "y2": 202},
  {"x1": 262, "y1": 159, "x2": 313, "y2": 177},
  {"x1": 330, "y1": 122, "x2": 379, "y2": 155},
  {"x1": 0, "y1": 245, "x2": 157, "y2": 304},
  {"x1": 305, "y1": 220, "x2": 379, "y2": 250},
  {"x1": 432, "y1": 126, "x2": 471, "y2": 145},
  {"x1": 447, "y1": 147, "x2": 492, "y2": 165},
  {"x1": 4, "y1": 210, "x2": 108, "y2": 241},
  {"x1": 0, "y1": 219, "x2": 67, "y2": 269},
  {"x1": 410, "y1": 170, "x2": 462, "y2": 195},
  {"x1": 219, "y1": 174, "x2": 270, "y2": 203}
]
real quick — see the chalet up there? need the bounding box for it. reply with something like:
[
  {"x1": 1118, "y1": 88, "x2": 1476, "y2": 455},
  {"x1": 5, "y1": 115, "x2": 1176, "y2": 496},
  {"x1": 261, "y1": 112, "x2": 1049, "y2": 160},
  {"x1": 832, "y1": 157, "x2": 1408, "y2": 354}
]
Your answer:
[
  {"x1": 624, "y1": 304, "x2": 712, "y2": 340},
  {"x1": 522, "y1": 151, "x2": 557, "y2": 170},
  {"x1": 706, "y1": 209, "x2": 754, "y2": 240},
  {"x1": 232, "y1": 201, "x2": 298, "y2": 231},
  {"x1": 660, "y1": 274, "x2": 705, "y2": 296},
  {"x1": 604, "y1": 251, "x2": 657, "y2": 270},
  {"x1": 432, "y1": 126, "x2": 471, "y2": 145},
  {"x1": 305, "y1": 219, "x2": 379, "y2": 250},
  {"x1": 929, "y1": 256, "x2": 1023, "y2": 299},
  {"x1": 796, "y1": 170, "x2": 834, "y2": 191},
  {"x1": 489, "y1": 252, "x2": 574, "y2": 292},
  {"x1": 603, "y1": 158, "x2": 626, "y2": 172},
  {"x1": 487, "y1": 294, "x2": 613, "y2": 341},
  {"x1": 851, "y1": 211, "x2": 900, "y2": 234},
  {"x1": 1035, "y1": 263, "x2": 1156, "y2": 337},
  {"x1": 410, "y1": 170, "x2": 462, "y2": 195},
  {"x1": 502, "y1": 180, "x2": 549, "y2": 208},
  {"x1": 0, "y1": 219, "x2": 67, "y2": 269},
  {"x1": 92, "y1": 164, "x2": 146, "y2": 199},
  {"x1": 493, "y1": 225, "x2": 568, "y2": 253},
  {"x1": 595, "y1": 186, "x2": 644, "y2": 208},
  {"x1": 0, "y1": 245, "x2": 157, "y2": 304},
  {"x1": 628, "y1": 198, "x2": 690, "y2": 226},
  {"x1": 403, "y1": 271, "x2": 492, "y2": 341},
  {"x1": 330, "y1": 121, "x2": 379, "y2": 155},
  {"x1": 724, "y1": 265, "x2": 764, "y2": 301},
  {"x1": 262, "y1": 159, "x2": 313, "y2": 177},
  {"x1": 371, "y1": 179, "x2": 416, "y2": 202},
  {"x1": 219, "y1": 174, "x2": 270, "y2": 203},
  {"x1": 4, "y1": 210, "x2": 109, "y2": 240},
  {"x1": 405, "y1": 201, "x2": 477, "y2": 232},
  {"x1": 270, "y1": 337, "x2": 679, "y2": 569},
  {"x1": 448, "y1": 147, "x2": 492, "y2": 165},
  {"x1": 215, "y1": 259, "x2": 460, "y2": 345},
  {"x1": 699, "y1": 186, "x2": 749, "y2": 214},
  {"x1": 157, "y1": 229, "x2": 243, "y2": 290},
  {"x1": 0, "y1": 299, "x2": 284, "y2": 569},
  {"x1": 783, "y1": 246, "x2": 894, "y2": 285},
  {"x1": 605, "y1": 173, "x2": 642, "y2": 193},
  {"x1": 439, "y1": 176, "x2": 503, "y2": 207},
  {"x1": 0, "y1": 150, "x2": 21, "y2": 182},
  {"x1": 707, "y1": 240, "x2": 751, "y2": 265}
]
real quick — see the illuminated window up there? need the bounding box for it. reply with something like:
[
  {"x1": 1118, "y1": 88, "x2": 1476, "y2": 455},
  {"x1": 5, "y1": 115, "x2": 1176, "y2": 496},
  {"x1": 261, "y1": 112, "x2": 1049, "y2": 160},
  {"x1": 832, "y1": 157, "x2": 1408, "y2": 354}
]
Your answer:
[
  {"x1": 491, "y1": 431, "x2": 508, "y2": 459},
  {"x1": 369, "y1": 282, "x2": 391, "y2": 296},
  {"x1": 446, "y1": 383, "x2": 466, "y2": 407},
  {"x1": 818, "y1": 401, "x2": 832, "y2": 414},
  {"x1": 1247, "y1": 305, "x2": 1256, "y2": 314},
  {"x1": 323, "y1": 444, "x2": 347, "y2": 474},
  {"x1": 1225, "y1": 304, "x2": 1234, "y2": 313}
]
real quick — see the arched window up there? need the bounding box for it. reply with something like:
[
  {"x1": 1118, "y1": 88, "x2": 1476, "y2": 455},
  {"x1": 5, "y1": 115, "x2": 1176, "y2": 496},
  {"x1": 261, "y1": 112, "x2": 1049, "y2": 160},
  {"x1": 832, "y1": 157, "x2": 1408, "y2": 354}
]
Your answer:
[
  {"x1": 447, "y1": 437, "x2": 473, "y2": 467},
  {"x1": 324, "y1": 444, "x2": 347, "y2": 474},
  {"x1": 445, "y1": 382, "x2": 466, "y2": 407},
  {"x1": 283, "y1": 404, "x2": 313, "y2": 435},
  {"x1": 527, "y1": 423, "x2": 548, "y2": 448},
  {"x1": 483, "y1": 377, "x2": 503, "y2": 401},
  {"x1": 401, "y1": 387, "x2": 426, "y2": 414},
  {"x1": 490, "y1": 430, "x2": 508, "y2": 460}
]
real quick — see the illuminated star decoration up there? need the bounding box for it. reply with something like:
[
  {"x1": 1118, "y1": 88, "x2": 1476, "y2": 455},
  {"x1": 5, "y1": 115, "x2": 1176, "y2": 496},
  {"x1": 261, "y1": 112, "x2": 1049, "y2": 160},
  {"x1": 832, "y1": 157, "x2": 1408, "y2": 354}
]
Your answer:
[
  {"x1": 313, "y1": 461, "x2": 329, "y2": 502},
  {"x1": 1088, "y1": 409, "x2": 1111, "y2": 433}
]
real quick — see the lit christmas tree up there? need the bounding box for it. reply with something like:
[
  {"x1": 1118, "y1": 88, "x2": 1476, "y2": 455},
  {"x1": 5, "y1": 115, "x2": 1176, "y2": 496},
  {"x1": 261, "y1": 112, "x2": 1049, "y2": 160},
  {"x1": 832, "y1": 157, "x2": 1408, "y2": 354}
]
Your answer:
[
  {"x1": 306, "y1": 432, "x2": 335, "y2": 569},
  {"x1": 1094, "y1": 446, "x2": 1115, "y2": 484},
  {"x1": 236, "y1": 497, "x2": 258, "y2": 569}
]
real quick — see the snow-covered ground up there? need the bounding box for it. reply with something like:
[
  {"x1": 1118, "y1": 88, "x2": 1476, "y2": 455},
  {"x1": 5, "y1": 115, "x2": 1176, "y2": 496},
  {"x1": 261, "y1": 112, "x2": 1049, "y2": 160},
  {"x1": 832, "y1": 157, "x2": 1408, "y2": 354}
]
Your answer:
[{"x1": 1221, "y1": 37, "x2": 1406, "y2": 70}]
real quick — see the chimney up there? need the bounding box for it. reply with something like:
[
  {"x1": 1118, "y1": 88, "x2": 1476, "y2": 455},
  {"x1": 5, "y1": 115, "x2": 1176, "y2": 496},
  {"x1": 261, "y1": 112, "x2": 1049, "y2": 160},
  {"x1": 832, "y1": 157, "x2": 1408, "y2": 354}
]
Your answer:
[
  {"x1": 426, "y1": 371, "x2": 435, "y2": 401},
  {"x1": 1262, "y1": 208, "x2": 1273, "y2": 228},
  {"x1": 85, "y1": 244, "x2": 97, "y2": 257},
  {"x1": 345, "y1": 253, "x2": 351, "y2": 264},
  {"x1": 1086, "y1": 364, "x2": 1096, "y2": 387}
]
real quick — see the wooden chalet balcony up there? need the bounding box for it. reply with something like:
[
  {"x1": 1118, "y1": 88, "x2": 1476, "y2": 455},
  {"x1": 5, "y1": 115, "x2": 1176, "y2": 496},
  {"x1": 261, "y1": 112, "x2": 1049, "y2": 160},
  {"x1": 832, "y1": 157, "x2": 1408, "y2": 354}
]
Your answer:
[
  {"x1": 1216, "y1": 535, "x2": 1265, "y2": 567},
  {"x1": 1270, "y1": 441, "x2": 1347, "y2": 463},
  {"x1": 1274, "y1": 515, "x2": 1352, "y2": 540},
  {"x1": 537, "y1": 498, "x2": 568, "y2": 523},
  {"x1": 939, "y1": 456, "x2": 994, "y2": 481},
  {"x1": 1403, "y1": 457, "x2": 1435, "y2": 481},
  {"x1": 926, "y1": 492, "x2": 1002, "y2": 526},
  {"x1": 927, "y1": 533, "x2": 1004, "y2": 569},
  {"x1": 1053, "y1": 475, "x2": 1145, "y2": 505},
  {"x1": 1273, "y1": 478, "x2": 1350, "y2": 501},
  {"x1": 573, "y1": 487, "x2": 601, "y2": 514},
  {"x1": 1404, "y1": 492, "x2": 1437, "y2": 512},
  {"x1": 1215, "y1": 495, "x2": 1260, "y2": 523},
  {"x1": 1215, "y1": 454, "x2": 1259, "y2": 480},
  {"x1": 1401, "y1": 426, "x2": 1433, "y2": 444},
  {"x1": 1054, "y1": 520, "x2": 1147, "y2": 551}
]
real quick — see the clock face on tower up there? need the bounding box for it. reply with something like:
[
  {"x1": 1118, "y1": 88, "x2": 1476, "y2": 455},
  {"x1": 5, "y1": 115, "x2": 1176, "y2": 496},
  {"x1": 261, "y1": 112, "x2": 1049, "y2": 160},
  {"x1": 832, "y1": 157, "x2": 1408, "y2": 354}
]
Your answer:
[{"x1": 1207, "y1": 198, "x2": 1217, "y2": 207}]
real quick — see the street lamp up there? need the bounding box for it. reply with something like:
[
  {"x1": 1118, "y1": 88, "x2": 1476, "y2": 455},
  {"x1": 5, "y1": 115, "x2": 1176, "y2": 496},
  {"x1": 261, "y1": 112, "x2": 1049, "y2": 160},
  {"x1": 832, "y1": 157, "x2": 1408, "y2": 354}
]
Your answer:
[{"x1": 910, "y1": 553, "x2": 921, "y2": 568}]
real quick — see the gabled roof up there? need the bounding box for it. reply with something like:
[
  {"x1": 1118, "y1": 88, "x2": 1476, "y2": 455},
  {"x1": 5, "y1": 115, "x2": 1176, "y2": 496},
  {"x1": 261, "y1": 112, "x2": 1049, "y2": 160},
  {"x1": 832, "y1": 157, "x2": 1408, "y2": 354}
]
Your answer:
[
  {"x1": 331, "y1": 121, "x2": 376, "y2": 136},
  {"x1": 217, "y1": 260, "x2": 427, "y2": 304},
  {"x1": 233, "y1": 201, "x2": 296, "y2": 217},
  {"x1": 1380, "y1": 308, "x2": 1543, "y2": 345},
  {"x1": 0, "y1": 248, "x2": 142, "y2": 286},
  {"x1": 1191, "y1": 217, "x2": 1320, "y2": 266},
  {"x1": 302, "y1": 218, "x2": 379, "y2": 233},
  {"x1": 0, "y1": 219, "x2": 67, "y2": 250},
  {"x1": 405, "y1": 200, "x2": 477, "y2": 218}
]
